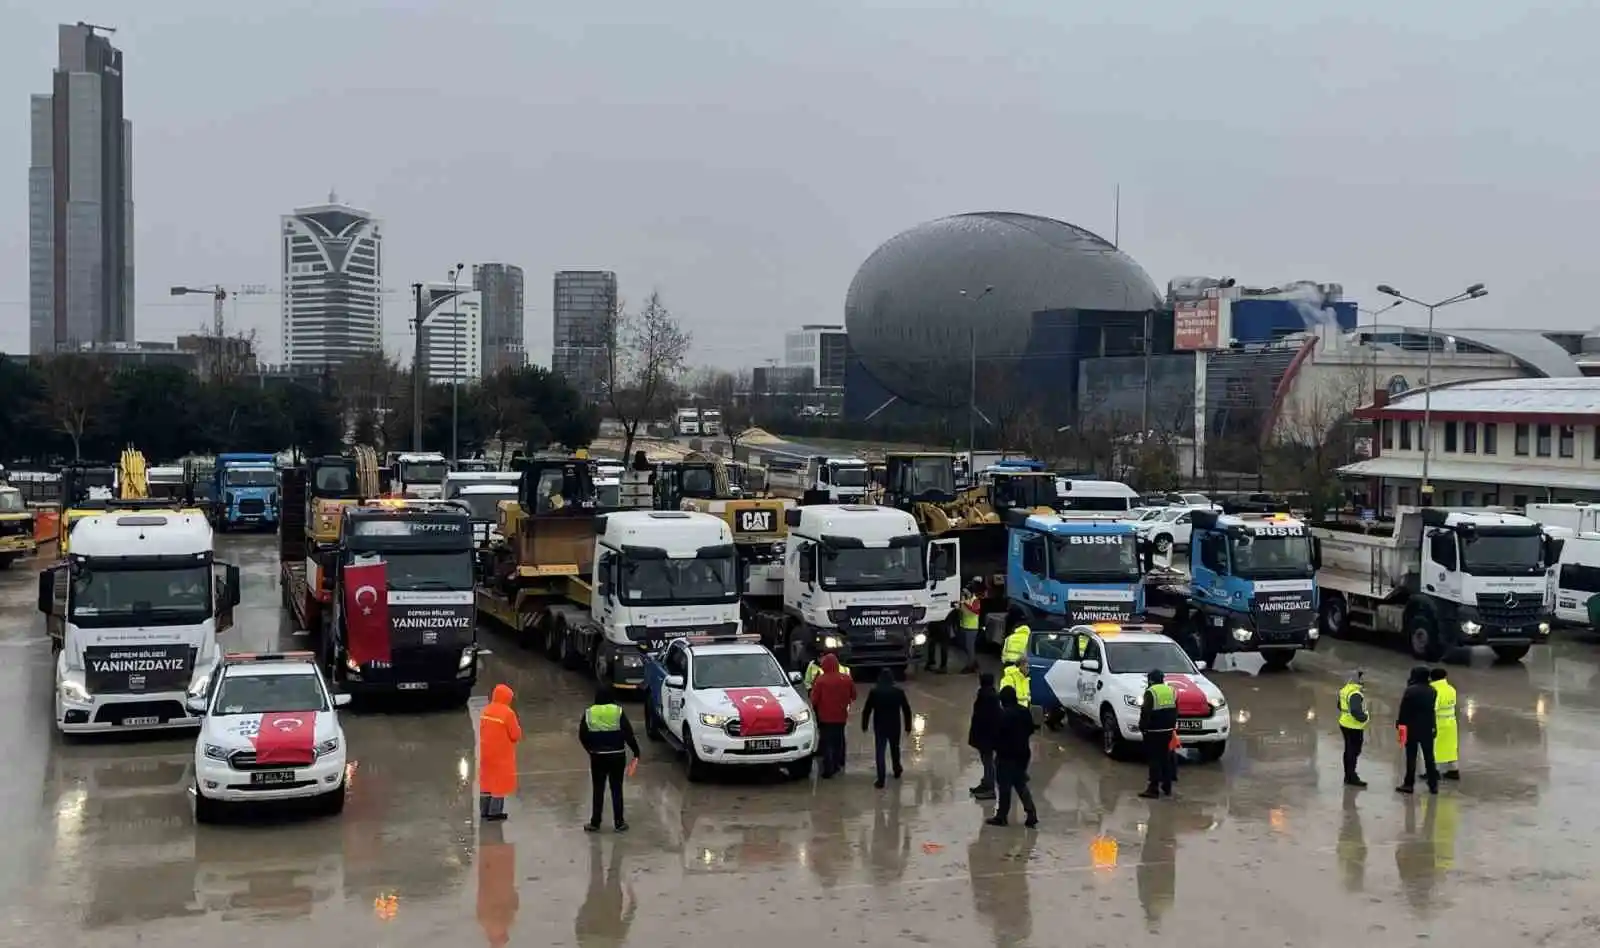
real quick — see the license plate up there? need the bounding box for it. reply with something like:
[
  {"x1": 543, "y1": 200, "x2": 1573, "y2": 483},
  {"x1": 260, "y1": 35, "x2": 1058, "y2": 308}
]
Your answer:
[
  {"x1": 397, "y1": 682, "x2": 429, "y2": 691},
  {"x1": 250, "y1": 770, "x2": 297, "y2": 785},
  {"x1": 745, "y1": 738, "x2": 781, "y2": 751},
  {"x1": 122, "y1": 715, "x2": 160, "y2": 726},
  {"x1": 1176, "y1": 720, "x2": 1204, "y2": 732}
]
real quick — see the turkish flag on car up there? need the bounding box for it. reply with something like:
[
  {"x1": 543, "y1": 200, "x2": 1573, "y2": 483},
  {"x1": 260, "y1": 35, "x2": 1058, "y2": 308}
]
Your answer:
[
  {"x1": 254, "y1": 711, "x2": 318, "y2": 766},
  {"x1": 343, "y1": 560, "x2": 391, "y2": 666}
]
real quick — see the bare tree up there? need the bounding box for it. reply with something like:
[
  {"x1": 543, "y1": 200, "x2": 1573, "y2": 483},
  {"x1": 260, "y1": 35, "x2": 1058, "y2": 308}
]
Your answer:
[
  {"x1": 36, "y1": 354, "x2": 111, "y2": 461},
  {"x1": 601, "y1": 291, "x2": 692, "y2": 462},
  {"x1": 1267, "y1": 361, "x2": 1371, "y2": 504}
]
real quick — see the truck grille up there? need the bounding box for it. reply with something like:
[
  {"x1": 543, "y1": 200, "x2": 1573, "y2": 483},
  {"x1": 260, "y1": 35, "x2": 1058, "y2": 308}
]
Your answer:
[
  {"x1": 239, "y1": 498, "x2": 266, "y2": 515},
  {"x1": 1475, "y1": 592, "x2": 1545, "y2": 627},
  {"x1": 93, "y1": 700, "x2": 188, "y2": 725},
  {"x1": 724, "y1": 717, "x2": 799, "y2": 738}
]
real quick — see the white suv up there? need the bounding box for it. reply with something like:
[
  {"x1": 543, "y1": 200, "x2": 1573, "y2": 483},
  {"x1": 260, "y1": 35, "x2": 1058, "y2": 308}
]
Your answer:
[{"x1": 190, "y1": 652, "x2": 350, "y2": 823}]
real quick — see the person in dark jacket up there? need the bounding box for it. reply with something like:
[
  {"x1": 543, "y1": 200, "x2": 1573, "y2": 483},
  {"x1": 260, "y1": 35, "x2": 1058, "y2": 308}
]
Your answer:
[
  {"x1": 809, "y1": 653, "x2": 857, "y2": 778},
  {"x1": 1395, "y1": 665, "x2": 1439, "y2": 794},
  {"x1": 861, "y1": 669, "x2": 913, "y2": 788},
  {"x1": 1138, "y1": 669, "x2": 1179, "y2": 799},
  {"x1": 985, "y1": 686, "x2": 1039, "y2": 828},
  {"x1": 967, "y1": 673, "x2": 1002, "y2": 800},
  {"x1": 578, "y1": 684, "x2": 642, "y2": 832}
]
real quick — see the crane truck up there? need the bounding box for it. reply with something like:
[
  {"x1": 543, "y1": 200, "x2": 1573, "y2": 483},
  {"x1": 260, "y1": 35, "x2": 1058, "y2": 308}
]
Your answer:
[
  {"x1": 1314, "y1": 507, "x2": 1557, "y2": 663},
  {"x1": 475, "y1": 454, "x2": 744, "y2": 691}
]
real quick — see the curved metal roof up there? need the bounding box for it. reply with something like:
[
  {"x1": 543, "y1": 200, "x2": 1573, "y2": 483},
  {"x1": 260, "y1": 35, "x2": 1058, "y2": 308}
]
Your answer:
[{"x1": 1396, "y1": 325, "x2": 1581, "y2": 378}]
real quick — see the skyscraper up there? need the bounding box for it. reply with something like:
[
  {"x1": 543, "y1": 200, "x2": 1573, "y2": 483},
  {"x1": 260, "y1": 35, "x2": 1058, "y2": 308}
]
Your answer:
[
  {"x1": 29, "y1": 22, "x2": 135, "y2": 354},
  {"x1": 281, "y1": 194, "x2": 383, "y2": 368},
  {"x1": 552, "y1": 270, "x2": 617, "y2": 403},
  {"x1": 421, "y1": 290, "x2": 482, "y2": 384},
  {"x1": 473, "y1": 263, "x2": 525, "y2": 376}
]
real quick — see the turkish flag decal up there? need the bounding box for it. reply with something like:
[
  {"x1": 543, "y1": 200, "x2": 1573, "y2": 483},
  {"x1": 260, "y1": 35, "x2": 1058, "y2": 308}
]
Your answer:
[
  {"x1": 253, "y1": 711, "x2": 318, "y2": 766},
  {"x1": 1165, "y1": 674, "x2": 1213, "y2": 717},
  {"x1": 725, "y1": 688, "x2": 786, "y2": 736},
  {"x1": 343, "y1": 560, "x2": 391, "y2": 666}
]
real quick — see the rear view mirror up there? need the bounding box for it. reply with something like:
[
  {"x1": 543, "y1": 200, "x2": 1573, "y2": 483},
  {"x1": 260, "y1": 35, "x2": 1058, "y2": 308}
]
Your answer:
[
  {"x1": 1081, "y1": 659, "x2": 1101, "y2": 673},
  {"x1": 789, "y1": 671, "x2": 803, "y2": 684},
  {"x1": 37, "y1": 567, "x2": 55, "y2": 615},
  {"x1": 665, "y1": 674, "x2": 686, "y2": 689},
  {"x1": 1311, "y1": 538, "x2": 1323, "y2": 570},
  {"x1": 185, "y1": 696, "x2": 208, "y2": 715},
  {"x1": 227, "y1": 564, "x2": 242, "y2": 607},
  {"x1": 334, "y1": 693, "x2": 353, "y2": 707},
  {"x1": 1195, "y1": 660, "x2": 1208, "y2": 671}
]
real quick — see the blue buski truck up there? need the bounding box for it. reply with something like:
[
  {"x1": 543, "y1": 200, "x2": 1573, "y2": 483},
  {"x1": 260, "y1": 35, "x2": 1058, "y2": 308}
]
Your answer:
[
  {"x1": 1171, "y1": 510, "x2": 1321, "y2": 671},
  {"x1": 1001, "y1": 512, "x2": 1151, "y2": 631},
  {"x1": 213, "y1": 452, "x2": 279, "y2": 531}
]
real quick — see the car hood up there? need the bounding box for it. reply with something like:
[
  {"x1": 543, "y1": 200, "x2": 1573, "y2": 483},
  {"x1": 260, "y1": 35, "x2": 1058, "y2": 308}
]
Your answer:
[
  {"x1": 207, "y1": 711, "x2": 338, "y2": 751},
  {"x1": 700, "y1": 686, "x2": 807, "y2": 718},
  {"x1": 1113, "y1": 672, "x2": 1220, "y2": 716}
]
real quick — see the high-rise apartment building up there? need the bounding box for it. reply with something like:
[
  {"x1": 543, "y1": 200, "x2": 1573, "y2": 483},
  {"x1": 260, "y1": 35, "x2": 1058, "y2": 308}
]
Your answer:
[
  {"x1": 421, "y1": 290, "x2": 482, "y2": 384},
  {"x1": 552, "y1": 270, "x2": 617, "y2": 403},
  {"x1": 281, "y1": 194, "x2": 383, "y2": 368},
  {"x1": 473, "y1": 263, "x2": 525, "y2": 376},
  {"x1": 784, "y1": 324, "x2": 849, "y2": 389},
  {"x1": 29, "y1": 22, "x2": 135, "y2": 354}
]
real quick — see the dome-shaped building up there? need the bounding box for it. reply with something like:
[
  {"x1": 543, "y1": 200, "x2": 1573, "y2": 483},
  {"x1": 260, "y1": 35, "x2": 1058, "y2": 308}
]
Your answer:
[{"x1": 843, "y1": 212, "x2": 1165, "y2": 424}]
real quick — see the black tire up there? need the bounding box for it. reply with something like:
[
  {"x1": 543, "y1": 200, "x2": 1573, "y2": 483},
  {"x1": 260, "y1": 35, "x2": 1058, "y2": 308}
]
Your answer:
[
  {"x1": 1491, "y1": 644, "x2": 1531, "y2": 664},
  {"x1": 1260, "y1": 649, "x2": 1296, "y2": 672},
  {"x1": 786, "y1": 757, "x2": 813, "y2": 780},
  {"x1": 684, "y1": 729, "x2": 709, "y2": 783},
  {"x1": 1196, "y1": 741, "x2": 1227, "y2": 763},
  {"x1": 320, "y1": 782, "x2": 347, "y2": 816},
  {"x1": 194, "y1": 787, "x2": 224, "y2": 825},
  {"x1": 1154, "y1": 534, "x2": 1173, "y2": 554},
  {"x1": 1099, "y1": 705, "x2": 1128, "y2": 759},
  {"x1": 643, "y1": 698, "x2": 664, "y2": 741},
  {"x1": 444, "y1": 683, "x2": 472, "y2": 709},
  {"x1": 0, "y1": 554, "x2": 14, "y2": 571},
  {"x1": 1408, "y1": 615, "x2": 1444, "y2": 662},
  {"x1": 1319, "y1": 594, "x2": 1348, "y2": 638},
  {"x1": 542, "y1": 614, "x2": 561, "y2": 661}
]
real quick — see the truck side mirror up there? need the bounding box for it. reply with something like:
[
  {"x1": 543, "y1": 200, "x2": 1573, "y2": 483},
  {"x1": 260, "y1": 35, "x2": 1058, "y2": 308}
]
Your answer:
[
  {"x1": 227, "y1": 564, "x2": 242, "y2": 607},
  {"x1": 1546, "y1": 536, "x2": 1564, "y2": 565},
  {"x1": 185, "y1": 696, "x2": 208, "y2": 715},
  {"x1": 1311, "y1": 538, "x2": 1323, "y2": 570},
  {"x1": 37, "y1": 567, "x2": 56, "y2": 615}
]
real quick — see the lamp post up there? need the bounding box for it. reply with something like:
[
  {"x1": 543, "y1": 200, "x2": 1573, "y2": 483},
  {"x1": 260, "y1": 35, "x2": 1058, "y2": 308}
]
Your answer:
[
  {"x1": 448, "y1": 263, "x2": 465, "y2": 464},
  {"x1": 959, "y1": 286, "x2": 995, "y2": 456},
  {"x1": 1375, "y1": 283, "x2": 1488, "y2": 499}
]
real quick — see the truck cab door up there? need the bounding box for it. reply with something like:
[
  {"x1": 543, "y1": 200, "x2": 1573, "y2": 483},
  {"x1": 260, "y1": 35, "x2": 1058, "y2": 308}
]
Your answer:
[
  {"x1": 215, "y1": 563, "x2": 241, "y2": 633},
  {"x1": 927, "y1": 537, "x2": 961, "y2": 619},
  {"x1": 1426, "y1": 530, "x2": 1462, "y2": 601}
]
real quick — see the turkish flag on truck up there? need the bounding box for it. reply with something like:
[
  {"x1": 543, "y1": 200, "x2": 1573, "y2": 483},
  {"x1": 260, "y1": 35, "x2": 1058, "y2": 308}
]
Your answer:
[{"x1": 343, "y1": 560, "x2": 391, "y2": 666}]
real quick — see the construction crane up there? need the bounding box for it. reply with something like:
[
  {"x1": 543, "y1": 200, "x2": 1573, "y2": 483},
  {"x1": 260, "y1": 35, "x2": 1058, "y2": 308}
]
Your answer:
[{"x1": 77, "y1": 22, "x2": 116, "y2": 35}]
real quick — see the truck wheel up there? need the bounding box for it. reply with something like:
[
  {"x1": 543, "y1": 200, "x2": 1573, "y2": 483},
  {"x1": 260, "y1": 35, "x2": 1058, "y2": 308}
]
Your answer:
[
  {"x1": 193, "y1": 786, "x2": 224, "y2": 825},
  {"x1": 1154, "y1": 534, "x2": 1173, "y2": 554},
  {"x1": 1260, "y1": 649, "x2": 1295, "y2": 672},
  {"x1": 1099, "y1": 706, "x2": 1129, "y2": 759},
  {"x1": 786, "y1": 757, "x2": 813, "y2": 780},
  {"x1": 1408, "y1": 616, "x2": 1444, "y2": 662},
  {"x1": 1491, "y1": 644, "x2": 1531, "y2": 663},
  {"x1": 1197, "y1": 741, "x2": 1227, "y2": 763},
  {"x1": 320, "y1": 782, "x2": 347, "y2": 816},
  {"x1": 684, "y1": 729, "x2": 709, "y2": 782},
  {"x1": 541, "y1": 615, "x2": 561, "y2": 661},
  {"x1": 1319, "y1": 594, "x2": 1348, "y2": 638}
]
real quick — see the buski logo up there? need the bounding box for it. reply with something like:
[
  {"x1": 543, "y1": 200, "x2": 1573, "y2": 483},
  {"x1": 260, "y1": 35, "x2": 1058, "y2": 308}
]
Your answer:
[{"x1": 1066, "y1": 535, "x2": 1124, "y2": 545}]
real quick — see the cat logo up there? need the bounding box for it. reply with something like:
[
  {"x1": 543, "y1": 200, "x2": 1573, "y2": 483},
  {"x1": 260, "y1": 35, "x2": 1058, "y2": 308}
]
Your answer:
[{"x1": 736, "y1": 510, "x2": 775, "y2": 533}]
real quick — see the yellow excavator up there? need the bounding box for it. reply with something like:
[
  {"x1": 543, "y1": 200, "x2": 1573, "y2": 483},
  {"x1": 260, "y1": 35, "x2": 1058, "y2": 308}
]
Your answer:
[
  {"x1": 56, "y1": 447, "x2": 198, "y2": 554},
  {"x1": 654, "y1": 451, "x2": 793, "y2": 604}
]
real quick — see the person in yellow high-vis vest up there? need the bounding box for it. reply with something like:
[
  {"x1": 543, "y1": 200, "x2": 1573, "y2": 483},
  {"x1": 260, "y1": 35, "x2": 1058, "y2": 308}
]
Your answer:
[
  {"x1": 1430, "y1": 667, "x2": 1459, "y2": 780},
  {"x1": 805, "y1": 652, "x2": 849, "y2": 690},
  {"x1": 958, "y1": 582, "x2": 983, "y2": 674},
  {"x1": 1337, "y1": 670, "x2": 1369, "y2": 787},
  {"x1": 1001, "y1": 623, "x2": 1030, "y2": 664},
  {"x1": 999, "y1": 656, "x2": 1030, "y2": 708}
]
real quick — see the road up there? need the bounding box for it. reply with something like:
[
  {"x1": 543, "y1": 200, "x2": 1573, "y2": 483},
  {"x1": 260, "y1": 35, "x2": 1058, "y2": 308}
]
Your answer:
[{"x1": 1, "y1": 534, "x2": 1597, "y2": 946}]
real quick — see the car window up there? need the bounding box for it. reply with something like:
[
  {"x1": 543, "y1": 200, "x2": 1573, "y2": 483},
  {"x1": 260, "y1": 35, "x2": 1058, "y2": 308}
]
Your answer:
[
  {"x1": 692, "y1": 653, "x2": 788, "y2": 689},
  {"x1": 665, "y1": 643, "x2": 688, "y2": 677},
  {"x1": 1176, "y1": 512, "x2": 1192, "y2": 525},
  {"x1": 1081, "y1": 637, "x2": 1103, "y2": 666},
  {"x1": 1030, "y1": 632, "x2": 1074, "y2": 661}
]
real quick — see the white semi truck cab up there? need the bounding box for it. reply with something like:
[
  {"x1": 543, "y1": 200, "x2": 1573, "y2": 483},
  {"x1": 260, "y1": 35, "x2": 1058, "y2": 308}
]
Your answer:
[
  {"x1": 753, "y1": 504, "x2": 959, "y2": 673},
  {"x1": 804, "y1": 456, "x2": 871, "y2": 504},
  {"x1": 38, "y1": 511, "x2": 240, "y2": 733},
  {"x1": 391, "y1": 452, "x2": 449, "y2": 499},
  {"x1": 1314, "y1": 506, "x2": 1558, "y2": 663}
]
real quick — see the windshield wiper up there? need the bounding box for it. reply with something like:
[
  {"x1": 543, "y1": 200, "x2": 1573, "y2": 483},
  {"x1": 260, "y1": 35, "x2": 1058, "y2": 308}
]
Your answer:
[{"x1": 395, "y1": 579, "x2": 465, "y2": 590}]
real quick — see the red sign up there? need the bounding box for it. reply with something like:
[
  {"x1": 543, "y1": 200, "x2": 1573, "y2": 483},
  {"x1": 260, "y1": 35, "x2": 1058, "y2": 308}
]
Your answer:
[
  {"x1": 253, "y1": 711, "x2": 318, "y2": 765},
  {"x1": 343, "y1": 561, "x2": 391, "y2": 666},
  {"x1": 1174, "y1": 298, "x2": 1222, "y2": 351}
]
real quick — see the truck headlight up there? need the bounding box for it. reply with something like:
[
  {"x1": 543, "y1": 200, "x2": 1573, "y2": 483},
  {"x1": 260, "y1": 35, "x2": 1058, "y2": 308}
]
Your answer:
[
  {"x1": 345, "y1": 655, "x2": 361, "y2": 673},
  {"x1": 203, "y1": 743, "x2": 229, "y2": 761},
  {"x1": 699, "y1": 713, "x2": 730, "y2": 728},
  {"x1": 1537, "y1": 622, "x2": 1551, "y2": 637},
  {"x1": 1307, "y1": 628, "x2": 1320, "y2": 640},
  {"x1": 793, "y1": 709, "x2": 811, "y2": 725},
  {"x1": 58, "y1": 679, "x2": 90, "y2": 704},
  {"x1": 822, "y1": 635, "x2": 842, "y2": 649},
  {"x1": 912, "y1": 632, "x2": 927, "y2": 646},
  {"x1": 314, "y1": 738, "x2": 341, "y2": 758},
  {"x1": 1231, "y1": 627, "x2": 1252, "y2": 643},
  {"x1": 1122, "y1": 694, "x2": 1141, "y2": 708},
  {"x1": 1460, "y1": 620, "x2": 1482, "y2": 636},
  {"x1": 458, "y1": 647, "x2": 476, "y2": 670}
]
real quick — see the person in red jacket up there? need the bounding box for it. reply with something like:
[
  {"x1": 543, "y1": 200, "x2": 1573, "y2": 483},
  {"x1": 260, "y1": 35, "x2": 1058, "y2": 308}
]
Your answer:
[{"x1": 809, "y1": 653, "x2": 857, "y2": 778}]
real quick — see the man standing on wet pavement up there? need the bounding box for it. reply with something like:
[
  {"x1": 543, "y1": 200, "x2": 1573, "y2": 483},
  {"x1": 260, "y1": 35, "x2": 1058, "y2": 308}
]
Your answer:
[
  {"x1": 967, "y1": 671, "x2": 1002, "y2": 800},
  {"x1": 1431, "y1": 667, "x2": 1460, "y2": 781},
  {"x1": 861, "y1": 669, "x2": 913, "y2": 788},
  {"x1": 579, "y1": 684, "x2": 642, "y2": 832},
  {"x1": 985, "y1": 685, "x2": 1039, "y2": 828},
  {"x1": 810, "y1": 653, "x2": 857, "y2": 778},
  {"x1": 1138, "y1": 669, "x2": 1178, "y2": 799},
  {"x1": 1396, "y1": 666, "x2": 1440, "y2": 795},
  {"x1": 1338, "y1": 669, "x2": 1370, "y2": 787}
]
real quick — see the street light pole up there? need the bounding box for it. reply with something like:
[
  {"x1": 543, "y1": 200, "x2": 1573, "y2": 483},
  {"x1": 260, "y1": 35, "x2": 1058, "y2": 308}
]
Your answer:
[
  {"x1": 412, "y1": 283, "x2": 426, "y2": 451},
  {"x1": 960, "y1": 286, "x2": 995, "y2": 456},
  {"x1": 1376, "y1": 283, "x2": 1488, "y2": 501},
  {"x1": 447, "y1": 263, "x2": 464, "y2": 465}
]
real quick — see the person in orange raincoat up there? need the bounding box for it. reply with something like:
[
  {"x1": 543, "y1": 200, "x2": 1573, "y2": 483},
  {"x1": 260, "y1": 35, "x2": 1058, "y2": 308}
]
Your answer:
[{"x1": 479, "y1": 684, "x2": 522, "y2": 821}]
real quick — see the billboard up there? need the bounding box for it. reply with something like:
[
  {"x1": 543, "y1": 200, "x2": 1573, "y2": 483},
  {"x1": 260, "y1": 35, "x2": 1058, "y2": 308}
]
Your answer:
[{"x1": 1174, "y1": 298, "x2": 1224, "y2": 351}]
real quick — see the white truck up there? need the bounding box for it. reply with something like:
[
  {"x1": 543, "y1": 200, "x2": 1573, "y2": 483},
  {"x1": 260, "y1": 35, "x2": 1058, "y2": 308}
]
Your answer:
[
  {"x1": 766, "y1": 455, "x2": 872, "y2": 505},
  {"x1": 1313, "y1": 507, "x2": 1558, "y2": 663},
  {"x1": 37, "y1": 510, "x2": 240, "y2": 733},
  {"x1": 1527, "y1": 502, "x2": 1600, "y2": 536},
  {"x1": 389, "y1": 451, "x2": 449, "y2": 499},
  {"x1": 749, "y1": 504, "x2": 959, "y2": 673}
]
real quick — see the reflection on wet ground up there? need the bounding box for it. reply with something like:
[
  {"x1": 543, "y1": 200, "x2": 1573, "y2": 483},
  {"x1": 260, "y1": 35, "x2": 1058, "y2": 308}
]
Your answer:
[{"x1": 1, "y1": 536, "x2": 1598, "y2": 946}]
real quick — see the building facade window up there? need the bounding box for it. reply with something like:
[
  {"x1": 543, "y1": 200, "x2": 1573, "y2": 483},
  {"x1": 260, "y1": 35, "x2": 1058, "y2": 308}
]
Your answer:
[
  {"x1": 1514, "y1": 423, "x2": 1529, "y2": 456},
  {"x1": 1462, "y1": 489, "x2": 1476, "y2": 506},
  {"x1": 1536, "y1": 424, "x2": 1552, "y2": 457},
  {"x1": 1443, "y1": 421, "x2": 1458, "y2": 453},
  {"x1": 1381, "y1": 419, "x2": 1393, "y2": 450},
  {"x1": 1399, "y1": 421, "x2": 1412, "y2": 450},
  {"x1": 1484, "y1": 424, "x2": 1498, "y2": 455},
  {"x1": 1463, "y1": 422, "x2": 1477, "y2": 454},
  {"x1": 1560, "y1": 425, "x2": 1575, "y2": 458}
]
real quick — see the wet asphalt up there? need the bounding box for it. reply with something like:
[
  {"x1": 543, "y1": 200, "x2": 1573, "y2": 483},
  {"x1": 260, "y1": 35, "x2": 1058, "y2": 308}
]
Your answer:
[{"x1": 1, "y1": 534, "x2": 1597, "y2": 947}]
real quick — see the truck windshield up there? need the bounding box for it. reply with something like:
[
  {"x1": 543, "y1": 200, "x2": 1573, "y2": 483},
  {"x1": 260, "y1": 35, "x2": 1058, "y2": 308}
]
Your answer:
[
  {"x1": 313, "y1": 464, "x2": 356, "y2": 495},
  {"x1": 681, "y1": 467, "x2": 717, "y2": 497},
  {"x1": 455, "y1": 492, "x2": 512, "y2": 522},
  {"x1": 1462, "y1": 530, "x2": 1546, "y2": 576},
  {"x1": 70, "y1": 564, "x2": 212, "y2": 627},
  {"x1": 1104, "y1": 641, "x2": 1197, "y2": 676},
  {"x1": 692, "y1": 653, "x2": 789, "y2": 690},
  {"x1": 224, "y1": 469, "x2": 275, "y2": 487},
  {"x1": 378, "y1": 552, "x2": 474, "y2": 590},
  {"x1": 213, "y1": 672, "x2": 328, "y2": 715},
  {"x1": 401, "y1": 462, "x2": 448, "y2": 485},
  {"x1": 830, "y1": 466, "x2": 869, "y2": 488},
  {"x1": 1049, "y1": 535, "x2": 1142, "y2": 581},
  {"x1": 0, "y1": 492, "x2": 24, "y2": 513},
  {"x1": 821, "y1": 545, "x2": 925, "y2": 590},
  {"x1": 904, "y1": 457, "x2": 954, "y2": 497},
  {"x1": 620, "y1": 554, "x2": 738, "y2": 604},
  {"x1": 1230, "y1": 533, "x2": 1314, "y2": 579}
]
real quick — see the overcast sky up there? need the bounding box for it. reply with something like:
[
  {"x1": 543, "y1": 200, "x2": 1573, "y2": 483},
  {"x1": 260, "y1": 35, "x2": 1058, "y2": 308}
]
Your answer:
[{"x1": 2, "y1": 1, "x2": 1596, "y2": 366}]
